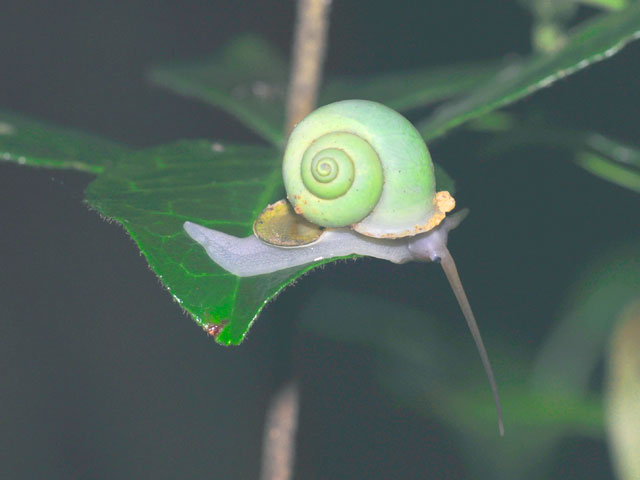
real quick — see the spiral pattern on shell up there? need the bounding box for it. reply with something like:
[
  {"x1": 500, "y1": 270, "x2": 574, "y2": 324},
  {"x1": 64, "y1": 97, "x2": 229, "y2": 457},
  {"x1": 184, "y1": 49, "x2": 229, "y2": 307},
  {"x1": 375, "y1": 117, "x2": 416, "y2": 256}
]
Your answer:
[
  {"x1": 285, "y1": 131, "x2": 384, "y2": 227},
  {"x1": 283, "y1": 100, "x2": 440, "y2": 237}
]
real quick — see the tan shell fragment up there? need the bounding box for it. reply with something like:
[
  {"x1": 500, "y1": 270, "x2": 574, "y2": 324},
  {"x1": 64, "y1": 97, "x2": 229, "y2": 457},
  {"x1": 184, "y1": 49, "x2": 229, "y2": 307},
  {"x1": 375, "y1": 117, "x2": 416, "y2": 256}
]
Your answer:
[
  {"x1": 356, "y1": 191, "x2": 455, "y2": 239},
  {"x1": 253, "y1": 199, "x2": 325, "y2": 247}
]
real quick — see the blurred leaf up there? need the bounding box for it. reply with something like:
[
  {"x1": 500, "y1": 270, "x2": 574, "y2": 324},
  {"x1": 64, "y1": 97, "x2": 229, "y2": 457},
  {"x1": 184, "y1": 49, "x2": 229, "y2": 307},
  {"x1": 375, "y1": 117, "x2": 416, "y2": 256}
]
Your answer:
[
  {"x1": 579, "y1": 0, "x2": 629, "y2": 11},
  {"x1": 0, "y1": 110, "x2": 128, "y2": 174},
  {"x1": 585, "y1": 133, "x2": 640, "y2": 169},
  {"x1": 417, "y1": 4, "x2": 640, "y2": 141},
  {"x1": 445, "y1": 385, "x2": 603, "y2": 436},
  {"x1": 575, "y1": 151, "x2": 640, "y2": 192},
  {"x1": 150, "y1": 35, "x2": 288, "y2": 147},
  {"x1": 606, "y1": 301, "x2": 640, "y2": 480},
  {"x1": 466, "y1": 111, "x2": 518, "y2": 132},
  {"x1": 321, "y1": 61, "x2": 500, "y2": 112},
  {"x1": 301, "y1": 288, "x2": 605, "y2": 479},
  {"x1": 520, "y1": 0, "x2": 629, "y2": 55},
  {"x1": 150, "y1": 35, "x2": 501, "y2": 146},
  {"x1": 439, "y1": 387, "x2": 602, "y2": 480},
  {"x1": 519, "y1": 0, "x2": 577, "y2": 19},
  {"x1": 301, "y1": 289, "x2": 602, "y2": 432},
  {"x1": 477, "y1": 119, "x2": 640, "y2": 192},
  {"x1": 85, "y1": 140, "x2": 344, "y2": 345},
  {"x1": 582, "y1": 133, "x2": 640, "y2": 193},
  {"x1": 532, "y1": 244, "x2": 640, "y2": 393},
  {"x1": 379, "y1": 357, "x2": 604, "y2": 480}
]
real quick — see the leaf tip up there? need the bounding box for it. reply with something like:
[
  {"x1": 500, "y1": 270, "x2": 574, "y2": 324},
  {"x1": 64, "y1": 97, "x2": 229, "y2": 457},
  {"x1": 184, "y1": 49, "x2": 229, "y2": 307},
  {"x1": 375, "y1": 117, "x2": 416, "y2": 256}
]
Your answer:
[{"x1": 203, "y1": 319, "x2": 229, "y2": 341}]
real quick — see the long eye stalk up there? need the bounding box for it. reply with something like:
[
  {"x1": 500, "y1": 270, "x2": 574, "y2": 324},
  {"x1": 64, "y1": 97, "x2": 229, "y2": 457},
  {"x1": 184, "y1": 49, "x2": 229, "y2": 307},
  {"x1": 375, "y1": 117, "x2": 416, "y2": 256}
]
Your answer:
[{"x1": 439, "y1": 248, "x2": 504, "y2": 436}]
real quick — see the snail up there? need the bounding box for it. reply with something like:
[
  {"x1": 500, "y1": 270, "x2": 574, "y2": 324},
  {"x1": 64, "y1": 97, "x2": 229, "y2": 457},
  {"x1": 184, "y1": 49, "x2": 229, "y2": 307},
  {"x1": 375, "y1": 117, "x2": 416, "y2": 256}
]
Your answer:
[{"x1": 184, "y1": 100, "x2": 504, "y2": 435}]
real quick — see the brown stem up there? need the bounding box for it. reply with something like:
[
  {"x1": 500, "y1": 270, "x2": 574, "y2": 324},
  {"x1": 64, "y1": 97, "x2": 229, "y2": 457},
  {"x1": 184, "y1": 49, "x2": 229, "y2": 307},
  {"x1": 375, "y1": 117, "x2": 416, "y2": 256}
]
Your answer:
[
  {"x1": 284, "y1": 0, "x2": 332, "y2": 136},
  {"x1": 259, "y1": 2, "x2": 332, "y2": 479},
  {"x1": 259, "y1": 383, "x2": 300, "y2": 480}
]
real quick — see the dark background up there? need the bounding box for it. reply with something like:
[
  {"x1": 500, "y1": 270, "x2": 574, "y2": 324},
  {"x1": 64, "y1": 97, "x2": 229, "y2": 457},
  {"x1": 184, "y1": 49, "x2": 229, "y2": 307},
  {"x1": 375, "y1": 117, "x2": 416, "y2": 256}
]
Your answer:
[{"x1": 1, "y1": 1, "x2": 638, "y2": 478}]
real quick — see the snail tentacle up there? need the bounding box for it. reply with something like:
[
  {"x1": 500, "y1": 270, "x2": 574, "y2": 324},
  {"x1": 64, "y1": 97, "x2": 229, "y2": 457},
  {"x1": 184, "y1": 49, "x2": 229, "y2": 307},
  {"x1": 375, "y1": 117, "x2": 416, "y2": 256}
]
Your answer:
[
  {"x1": 439, "y1": 248, "x2": 505, "y2": 436},
  {"x1": 407, "y1": 209, "x2": 504, "y2": 436}
]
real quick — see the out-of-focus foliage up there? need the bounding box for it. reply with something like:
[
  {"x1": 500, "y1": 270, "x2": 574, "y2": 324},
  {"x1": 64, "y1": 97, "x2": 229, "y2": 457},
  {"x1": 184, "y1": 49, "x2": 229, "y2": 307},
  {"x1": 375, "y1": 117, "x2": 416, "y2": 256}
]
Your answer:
[
  {"x1": 302, "y1": 242, "x2": 640, "y2": 478},
  {"x1": 519, "y1": 0, "x2": 629, "y2": 53},
  {"x1": 575, "y1": 151, "x2": 640, "y2": 193},
  {"x1": 474, "y1": 115, "x2": 640, "y2": 192},
  {"x1": 300, "y1": 288, "x2": 605, "y2": 479},
  {"x1": 0, "y1": 110, "x2": 128, "y2": 174},
  {"x1": 149, "y1": 34, "x2": 501, "y2": 147},
  {"x1": 416, "y1": 2, "x2": 640, "y2": 140},
  {"x1": 532, "y1": 244, "x2": 640, "y2": 393},
  {"x1": 150, "y1": 35, "x2": 288, "y2": 147}
]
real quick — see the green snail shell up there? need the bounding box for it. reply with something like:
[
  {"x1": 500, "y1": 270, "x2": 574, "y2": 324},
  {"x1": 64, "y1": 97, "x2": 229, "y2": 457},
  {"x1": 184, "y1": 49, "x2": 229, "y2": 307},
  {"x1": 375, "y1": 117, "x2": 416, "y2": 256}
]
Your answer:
[{"x1": 283, "y1": 99, "x2": 440, "y2": 238}]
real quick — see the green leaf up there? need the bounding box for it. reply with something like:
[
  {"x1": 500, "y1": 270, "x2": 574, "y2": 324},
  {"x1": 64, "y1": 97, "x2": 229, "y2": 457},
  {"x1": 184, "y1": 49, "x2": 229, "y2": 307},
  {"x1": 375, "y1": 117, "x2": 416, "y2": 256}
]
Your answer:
[
  {"x1": 149, "y1": 35, "x2": 288, "y2": 147},
  {"x1": 84, "y1": 140, "x2": 344, "y2": 345},
  {"x1": 321, "y1": 61, "x2": 500, "y2": 113},
  {"x1": 417, "y1": 4, "x2": 640, "y2": 141},
  {"x1": 0, "y1": 110, "x2": 128, "y2": 174}
]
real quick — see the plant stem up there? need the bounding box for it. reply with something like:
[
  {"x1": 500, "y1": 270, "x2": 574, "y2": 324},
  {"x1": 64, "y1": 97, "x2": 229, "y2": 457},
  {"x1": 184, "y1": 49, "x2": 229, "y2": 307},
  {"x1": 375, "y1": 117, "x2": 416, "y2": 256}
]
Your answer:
[
  {"x1": 284, "y1": 0, "x2": 332, "y2": 136},
  {"x1": 259, "y1": 382, "x2": 300, "y2": 480},
  {"x1": 259, "y1": 2, "x2": 331, "y2": 479}
]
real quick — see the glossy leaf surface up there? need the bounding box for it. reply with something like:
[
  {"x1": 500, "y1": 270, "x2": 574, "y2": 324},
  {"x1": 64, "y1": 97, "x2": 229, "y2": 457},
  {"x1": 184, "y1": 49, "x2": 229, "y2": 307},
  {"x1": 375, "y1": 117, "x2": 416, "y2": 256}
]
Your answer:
[
  {"x1": 0, "y1": 110, "x2": 128, "y2": 174},
  {"x1": 417, "y1": 4, "x2": 640, "y2": 140}
]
